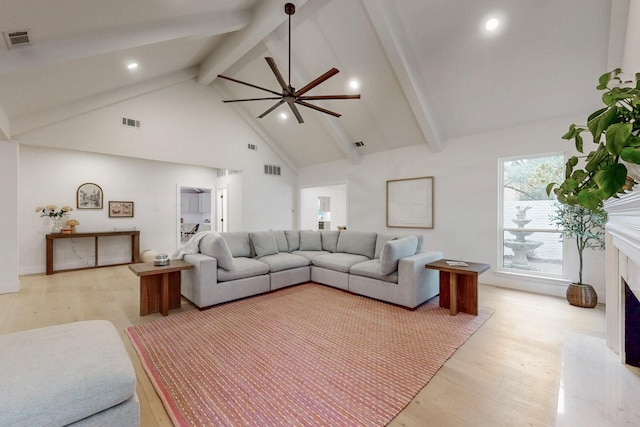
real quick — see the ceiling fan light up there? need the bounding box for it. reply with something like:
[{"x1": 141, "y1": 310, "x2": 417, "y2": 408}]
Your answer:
[
  {"x1": 349, "y1": 79, "x2": 360, "y2": 90},
  {"x1": 279, "y1": 112, "x2": 288, "y2": 120}
]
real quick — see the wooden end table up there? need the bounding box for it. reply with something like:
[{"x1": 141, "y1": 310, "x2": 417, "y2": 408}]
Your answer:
[
  {"x1": 128, "y1": 260, "x2": 193, "y2": 316},
  {"x1": 425, "y1": 259, "x2": 490, "y2": 316}
]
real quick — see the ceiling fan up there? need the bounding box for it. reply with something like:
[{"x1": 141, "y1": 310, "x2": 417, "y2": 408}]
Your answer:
[{"x1": 217, "y1": 2, "x2": 360, "y2": 124}]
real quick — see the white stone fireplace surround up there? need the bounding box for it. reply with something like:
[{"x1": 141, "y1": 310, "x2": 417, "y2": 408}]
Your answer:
[{"x1": 605, "y1": 189, "x2": 640, "y2": 364}]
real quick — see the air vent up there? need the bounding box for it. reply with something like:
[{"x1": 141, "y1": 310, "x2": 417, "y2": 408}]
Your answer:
[
  {"x1": 217, "y1": 169, "x2": 242, "y2": 177},
  {"x1": 264, "y1": 164, "x2": 281, "y2": 176},
  {"x1": 353, "y1": 141, "x2": 365, "y2": 147},
  {"x1": 4, "y1": 30, "x2": 31, "y2": 49},
  {"x1": 247, "y1": 143, "x2": 258, "y2": 151},
  {"x1": 121, "y1": 117, "x2": 140, "y2": 128}
]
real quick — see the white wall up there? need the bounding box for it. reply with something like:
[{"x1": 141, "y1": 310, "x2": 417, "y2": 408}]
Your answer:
[
  {"x1": 18, "y1": 145, "x2": 220, "y2": 274},
  {"x1": 0, "y1": 140, "x2": 19, "y2": 293},
  {"x1": 298, "y1": 115, "x2": 607, "y2": 298},
  {"x1": 15, "y1": 79, "x2": 297, "y2": 237}
]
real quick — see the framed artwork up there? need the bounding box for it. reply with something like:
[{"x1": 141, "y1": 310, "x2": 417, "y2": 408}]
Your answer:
[
  {"x1": 109, "y1": 201, "x2": 134, "y2": 218},
  {"x1": 386, "y1": 176, "x2": 434, "y2": 229},
  {"x1": 76, "y1": 183, "x2": 103, "y2": 209}
]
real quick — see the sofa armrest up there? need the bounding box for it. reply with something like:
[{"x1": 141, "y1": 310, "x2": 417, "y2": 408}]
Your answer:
[
  {"x1": 398, "y1": 251, "x2": 444, "y2": 304},
  {"x1": 181, "y1": 253, "x2": 218, "y2": 307}
]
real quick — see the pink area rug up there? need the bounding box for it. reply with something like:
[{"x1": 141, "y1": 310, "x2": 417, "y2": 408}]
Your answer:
[{"x1": 126, "y1": 283, "x2": 492, "y2": 426}]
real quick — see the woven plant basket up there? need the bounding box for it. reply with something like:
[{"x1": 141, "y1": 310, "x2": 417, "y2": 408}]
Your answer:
[{"x1": 566, "y1": 283, "x2": 598, "y2": 308}]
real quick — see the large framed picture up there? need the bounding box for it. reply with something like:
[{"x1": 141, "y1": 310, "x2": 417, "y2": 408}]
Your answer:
[
  {"x1": 386, "y1": 176, "x2": 434, "y2": 229},
  {"x1": 76, "y1": 182, "x2": 103, "y2": 209},
  {"x1": 109, "y1": 201, "x2": 134, "y2": 218}
]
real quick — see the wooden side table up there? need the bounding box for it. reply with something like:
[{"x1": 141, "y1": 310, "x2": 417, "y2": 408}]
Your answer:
[
  {"x1": 425, "y1": 259, "x2": 490, "y2": 316},
  {"x1": 128, "y1": 260, "x2": 193, "y2": 316}
]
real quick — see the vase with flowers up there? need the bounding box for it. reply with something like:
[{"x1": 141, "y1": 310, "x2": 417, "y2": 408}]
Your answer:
[{"x1": 36, "y1": 205, "x2": 73, "y2": 233}]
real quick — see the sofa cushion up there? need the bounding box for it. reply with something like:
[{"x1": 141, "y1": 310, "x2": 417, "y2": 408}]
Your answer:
[
  {"x1": 336, "y1": 231, "x2": 377, "y2": 259},
  {"x1": 300, "y1": 230, "x2": 323, "y2": 251},
  {"x1": 0, "y1": 320, "x2": 136, "y2": 427},
  {"x1": 199, "y1": 233, "x2": 235, "y2": 271},
  {"x1": 350, "y1": 259, "x2": 399, "y2": 283},
  {"x1": 258, "y1": 253, "x2": 310, "y2": 273},
  {"x1": 272, "y1": 230, "x2": 289, "y2": 252},
  {"x1": 217, "y1": 257, "x2": 269, "y2": 282},
  {"x1": 284, "y1": 230, "x2": 300, "y2": 251},
  {"x1": 374, "y1": 233, "x2": 398, "y2": 259},
  {"x1": 249, "y1": 231, "x2": 279, "y2": 258},
  {"x1": 321, "y1": 230, "x2": 340, "y2": 253},
  {"x1": 380, "y1": 235, "x2": 419, "y2": 275},
  {"x1": 312, "y1": 253, "x2": 370, "y2": 273},
  {"x1": 375, "y1": 233, "x2": 424, "y2": 257},
  {"x1": 221, "y1": 232, "x2": 253, "y2": 258},
  {"x1": 291, "y1": 250, "x2": 330, "y2": 261}
]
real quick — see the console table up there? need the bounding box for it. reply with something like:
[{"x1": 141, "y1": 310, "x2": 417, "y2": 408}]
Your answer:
[{"x1": 46, "y1": 230, "x2": 140, "y2": 275}]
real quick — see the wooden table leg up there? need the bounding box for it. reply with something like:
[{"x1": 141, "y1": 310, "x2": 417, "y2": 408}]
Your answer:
[
  {"x1": 46, "y1": 238, "x2": 54, "y2": 275},
  {"x1": 160, "y1": 273, "x2": 170, "y2": 316},
  {"x1": 449, "y1": 272, "x2": 458, "y2": 316}
]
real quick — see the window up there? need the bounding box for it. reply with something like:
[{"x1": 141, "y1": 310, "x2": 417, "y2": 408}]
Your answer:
[{"x1": 499, "y1": 154, "x2": 564, "y2": 276}]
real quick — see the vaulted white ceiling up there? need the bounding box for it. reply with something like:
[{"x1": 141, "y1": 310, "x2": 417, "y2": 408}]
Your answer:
[{"x1": 0, "y1": 0, "x2": 632, "y2": 167}]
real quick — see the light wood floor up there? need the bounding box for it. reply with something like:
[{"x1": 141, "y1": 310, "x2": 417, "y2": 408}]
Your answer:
[{"x1": 0, "y1": 266, "x2": 608, "y2": 426}]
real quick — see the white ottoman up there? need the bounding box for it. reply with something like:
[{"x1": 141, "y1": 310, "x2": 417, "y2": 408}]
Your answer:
[{"x1": 0, "y1": 320, "x2": 139, "y2": 426}]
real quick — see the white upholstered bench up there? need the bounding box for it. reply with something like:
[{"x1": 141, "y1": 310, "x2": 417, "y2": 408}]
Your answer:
[{"x1": 0, "y1": 320, "x2": 139, "y2": 426}]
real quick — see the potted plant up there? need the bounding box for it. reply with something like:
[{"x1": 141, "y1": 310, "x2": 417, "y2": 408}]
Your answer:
[
  {"x1": 549, "y1": 202, "x2": 607, "y2": 307},
  {"x1": 547, "y1": 68, "x2": 640, "y2": 210}
]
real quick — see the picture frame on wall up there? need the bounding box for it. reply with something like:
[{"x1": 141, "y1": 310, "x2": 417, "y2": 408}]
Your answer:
[
  {"x1": 386, "y1": 176, "x2": 434, "y2": 229},
  {"x1": 108, "y1": 201, "x2": 134, "y2": 218},
  {"x1": 76, "y1": 182, "x2": 103, "y2": 209}
]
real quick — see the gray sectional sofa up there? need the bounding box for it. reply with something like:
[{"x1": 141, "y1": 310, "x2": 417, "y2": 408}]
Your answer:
[{"x1": 180, "y1": 230, "x2": 444, "y2": 309}]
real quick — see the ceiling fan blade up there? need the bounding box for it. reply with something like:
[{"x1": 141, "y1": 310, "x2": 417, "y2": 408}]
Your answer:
[
  {"x1": 217, "y1": 74, "x2": 282, "y2": 96},
  {"x1": 223, "y1": 97, "x2": 283, "y2": 103},
  {"x1": 265, "y1": 57, "x2": 289, "y2": 91},
  {"x1": 287, "y1": 100, "x2": 304, "y2": 124},
  {"x1": 298, "y1": 94, "x2": 361, "y2": 100},
  {"x1": 258, "y1": 99, "x2": 286, "y2": 118},
  {"x1": 295, "y1": 68, "x2": 339, "y2": 97},
  {"x1": 295, "y1": 100, "x2": 341, "y2": 118}
]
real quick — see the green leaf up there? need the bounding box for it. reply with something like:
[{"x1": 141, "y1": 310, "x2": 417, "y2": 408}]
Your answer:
[
  {"x1": 606, "y1": 122, "x2": 632, "y2": 155},
  {"x1": 621, "y1": 147, "x2": 640, "y2": 163},
  {"x1": 627, "y1": 135, "x2": 640, "y2": 147},
  {"x1": 577, "y1": 189, "x2": 603, "y2": 210},
  {"x1": 593, "y1": 163, "x2": 628, "y2": 197},
  {"x1": 588, "y1": 107, "x2": 618, "y2": 143},
  {"x1": 575, "y1": 134, "x2": 583, "y2": 152},
  {"x1": 597, "y1": 68, "x2": 622, "y2": 90},
  {"x1": 584, "y1": 145, "x2": 608, "y2": 173},
  {"x1": 546, "y1": 182, "x2": 556, "y2": 196},
  {"x1": 587, "y1": 108, "x2": 607, "y2": 122}
]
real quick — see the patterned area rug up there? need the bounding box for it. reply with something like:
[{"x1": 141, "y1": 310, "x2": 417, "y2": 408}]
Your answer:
[{"x1": 126, "y1": 283, "x2": 492, "y2": 426}]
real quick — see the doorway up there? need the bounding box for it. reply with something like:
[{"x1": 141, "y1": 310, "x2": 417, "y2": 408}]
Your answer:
[
  {"x1": 300, "y1": 184, "x2": 347, "y2": 230},
  {"x1": 179, "y1": 186, "x2": 212, "y2": 244}
]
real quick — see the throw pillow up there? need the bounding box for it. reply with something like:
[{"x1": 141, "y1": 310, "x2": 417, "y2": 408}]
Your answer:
[
  {"x1": 249, "y1": 231, "x2": 279, "y2": 258},
  {"x1": 321, "y1": 230, "x2": 340, "y2": 252},
  {"x1": 272, "y1": 230, "x2": 289, "y2": 252},
  {"x1": 299, "y1": 230, "x2": 322, "y2": 251},
  {"x1": 199, "y1": 233, "x2": 235, "y2": 271},
  {"x1": 284, "y1": 230, "x2": 300, "y2": 251},
  {"x1": 379, "y1": 235, "x2": 418, "y2": 275},
  {"x1": 374, "y1": 233, "x2": 398, "y2": 259}
]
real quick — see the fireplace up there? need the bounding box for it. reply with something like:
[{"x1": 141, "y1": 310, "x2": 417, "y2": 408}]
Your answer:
[{"x1": 605, "y1": 189, "x2": 640, "y2": 365}]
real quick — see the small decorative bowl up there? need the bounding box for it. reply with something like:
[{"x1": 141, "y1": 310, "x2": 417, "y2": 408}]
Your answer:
[{"x1": 153, "y1": 254, "x2": 170, "y2": 266}]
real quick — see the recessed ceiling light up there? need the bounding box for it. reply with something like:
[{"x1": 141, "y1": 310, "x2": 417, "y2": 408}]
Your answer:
[
  {"x1": 127, "y1": 62, "x2": 139, "y2": 70},
  {"x1": 349, "y1": 79, "x2": 360, "y2": 90},
  {"x1": 485, "y1": 18, "x2": 499, "y2": 31},
  {"x1": 279, "y1": 112, "x2": 288, "y2": 120}
]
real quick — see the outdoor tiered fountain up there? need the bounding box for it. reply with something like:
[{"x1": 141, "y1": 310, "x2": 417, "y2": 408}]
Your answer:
[{"x1": 504, "y1": 205, "x2": 543, "y2": 270}]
